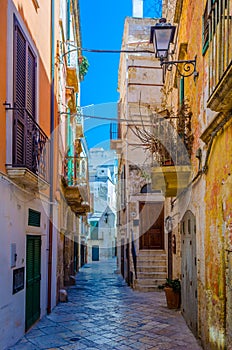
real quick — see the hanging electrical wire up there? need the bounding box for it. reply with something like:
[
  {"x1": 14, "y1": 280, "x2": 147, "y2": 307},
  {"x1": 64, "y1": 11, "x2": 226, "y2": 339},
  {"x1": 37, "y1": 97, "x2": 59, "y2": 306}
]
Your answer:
[{"x1": 59, "y1": 41, "x2": 154, "y2": 59}]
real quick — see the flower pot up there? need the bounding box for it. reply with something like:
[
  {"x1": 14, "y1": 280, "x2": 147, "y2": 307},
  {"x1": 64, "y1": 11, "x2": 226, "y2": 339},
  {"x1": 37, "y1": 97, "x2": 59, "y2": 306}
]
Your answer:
[{"x1": 164, "y1": 287, "x2": 181, "y2": 309}]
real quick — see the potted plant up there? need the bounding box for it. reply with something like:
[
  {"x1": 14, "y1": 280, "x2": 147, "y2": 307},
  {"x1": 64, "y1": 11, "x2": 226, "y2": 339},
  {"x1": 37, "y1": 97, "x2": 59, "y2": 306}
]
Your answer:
[{"x1": 158, "y1": 278, "x2": 181, "y2": 309}]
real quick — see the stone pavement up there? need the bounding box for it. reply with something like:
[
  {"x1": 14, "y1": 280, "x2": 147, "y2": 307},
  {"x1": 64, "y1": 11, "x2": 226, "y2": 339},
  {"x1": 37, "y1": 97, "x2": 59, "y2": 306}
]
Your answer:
[{"x1": 9, "y1": 258, "x2": 202, "y2": 350}]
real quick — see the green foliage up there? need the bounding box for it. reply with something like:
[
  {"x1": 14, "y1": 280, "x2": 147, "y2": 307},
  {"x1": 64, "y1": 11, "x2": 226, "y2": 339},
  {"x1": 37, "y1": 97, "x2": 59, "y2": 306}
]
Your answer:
[
  {"x1": 78, "y1": 56, "x2": 89, "y2": 81},
  {"x1": 158, "y1": 278, "x2": 181, "y2": 292}
]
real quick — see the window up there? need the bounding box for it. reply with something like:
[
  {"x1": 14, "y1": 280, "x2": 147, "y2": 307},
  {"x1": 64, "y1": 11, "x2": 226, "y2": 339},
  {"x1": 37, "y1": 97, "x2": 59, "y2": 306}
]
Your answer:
[
  {"x1": 202, "y1": 0, "x2": 210, "y2": 54},
  {"x1": 90, "y1": 221, "x2": 99, "y2": 240},
  {"x1": 14, "y1": 18, "x2": 36, "y2": 119},
  {"x1": 28, "y1": 209, "x2": 41, "y2": 227},
  {"x1": 203, "y1": 0, "x2": 232, "y2": 94},
  {"x1": 13, "y1": 18, "x2": 38, "y2": 169},
  {"x1": 179, "y1": 77, "x2": 185, "y2": 106}
]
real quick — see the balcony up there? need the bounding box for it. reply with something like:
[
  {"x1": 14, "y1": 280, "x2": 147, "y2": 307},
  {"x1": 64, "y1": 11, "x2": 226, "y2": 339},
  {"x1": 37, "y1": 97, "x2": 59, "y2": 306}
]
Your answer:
[
  {"x1": 151, "y1": 165, "x2": 191, "y2": 197},
  {"x1": 150, "y1": 128, "x2": 192, "y2": 197},
  {"x1": 133, "y1": 104, "x2": 193, "y2": 197},
  {"x1": 66, "y1": 67, "x2": 79, "y2": 93},
  {"x1": 62, "y1": 156, "x2": 91, "y2": 215},
  {"x1": 110, "y1": 122, "x2": 122, "y2": 153},
  {"x1": 207, "y1": 61, "x2": 232, "y2": 113},
  {"x1": 6, "y1": 109, "x2": 49, "y2": 191},
  {"x1": 65, "y1": 65, "x2": 79, "y2": 113}
]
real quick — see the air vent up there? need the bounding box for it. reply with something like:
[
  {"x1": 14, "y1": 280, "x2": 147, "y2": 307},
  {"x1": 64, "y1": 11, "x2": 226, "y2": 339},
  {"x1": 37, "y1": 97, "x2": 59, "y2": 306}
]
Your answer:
[{"x1": 28, "y1": 208, "x2": 41, "y2": 227}]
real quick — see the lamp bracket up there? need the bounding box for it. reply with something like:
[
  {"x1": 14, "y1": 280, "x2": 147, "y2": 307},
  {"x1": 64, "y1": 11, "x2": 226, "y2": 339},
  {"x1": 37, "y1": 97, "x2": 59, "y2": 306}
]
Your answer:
[{"x1": 161, "y1": 56, "x2": 198, "y2": 78}]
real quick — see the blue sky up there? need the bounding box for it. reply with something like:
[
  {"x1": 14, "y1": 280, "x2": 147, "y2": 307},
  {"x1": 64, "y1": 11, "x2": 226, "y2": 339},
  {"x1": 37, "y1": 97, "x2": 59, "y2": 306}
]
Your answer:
[
  {"x1": 79, "y1": 0, "x2": 132, "y2": 107},
  {"x1": 79, "y1": 0, "x2": 132, "y2": 149},
  {"x1": 79, "y1": 1, "x2": 162, "y2": 149}
]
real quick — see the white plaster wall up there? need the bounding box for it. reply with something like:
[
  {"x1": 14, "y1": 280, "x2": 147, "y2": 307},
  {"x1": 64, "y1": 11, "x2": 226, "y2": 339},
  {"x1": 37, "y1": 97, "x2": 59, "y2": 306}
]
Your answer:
[
  {"x1": 0, "y1": 177, "x2": 51, "y2": 349},
  {"x1": 88, "y1": 215, "x2": 116, "y2": 262}
]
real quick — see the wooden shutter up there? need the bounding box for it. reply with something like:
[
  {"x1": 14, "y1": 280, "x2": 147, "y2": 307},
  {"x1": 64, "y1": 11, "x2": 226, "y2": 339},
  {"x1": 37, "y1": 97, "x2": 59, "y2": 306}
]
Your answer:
[
  {"x1": 13, "y1": 22, "x2": 26, "y2": 165},
  {"x1": 25, "y1": 235, "x2": 41, "y2": 331},
  {"x1": 179, "y1": 77, "x2": 185, "y2": 105},
  {"x1": 13, "y1": 19, "x2": 36, "y2": 167},
  {"x1": 28, "y1": 208, "x2": 41, "y2": 227}
]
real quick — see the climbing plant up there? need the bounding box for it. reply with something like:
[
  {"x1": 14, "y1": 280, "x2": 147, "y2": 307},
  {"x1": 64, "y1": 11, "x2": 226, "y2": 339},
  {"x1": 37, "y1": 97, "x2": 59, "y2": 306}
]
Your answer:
[{"x1": 78, "y1": 56, "x2": 89, "y2": 81}]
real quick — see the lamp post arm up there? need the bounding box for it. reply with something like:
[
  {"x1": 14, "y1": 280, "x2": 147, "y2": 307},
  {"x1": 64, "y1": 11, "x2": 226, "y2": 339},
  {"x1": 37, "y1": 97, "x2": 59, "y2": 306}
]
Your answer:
[{"x1": 160, "y1": 56, "x2": 198, "y2": 78}]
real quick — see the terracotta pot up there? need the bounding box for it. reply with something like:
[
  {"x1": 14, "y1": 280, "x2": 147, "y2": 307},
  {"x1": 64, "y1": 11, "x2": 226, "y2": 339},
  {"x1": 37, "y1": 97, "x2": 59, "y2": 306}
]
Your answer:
[{"x1": 164, "y1": 287, "x2": 181, "y2": 309}]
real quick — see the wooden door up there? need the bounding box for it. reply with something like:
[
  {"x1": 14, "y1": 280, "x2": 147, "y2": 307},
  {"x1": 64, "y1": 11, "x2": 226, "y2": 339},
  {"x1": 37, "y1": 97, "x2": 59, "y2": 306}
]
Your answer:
[
  {"x1": 139, "y1": 202, "x2": 164, "y2": 250},
  {"x1": 25, "y1": 235, "x2": 41, "y2": 331},
  {"x1": 181, "y1": 211, "x2": 198, "y2": 336}
]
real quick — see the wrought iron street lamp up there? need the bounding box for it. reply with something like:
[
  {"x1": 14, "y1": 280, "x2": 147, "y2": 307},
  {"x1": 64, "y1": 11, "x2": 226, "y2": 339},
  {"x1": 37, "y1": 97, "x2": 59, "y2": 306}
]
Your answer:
[
  {"x1": 150, "y1": 18, "x2": 198, "y2": 78},
  {"x1": 104, "y1": 212, "x2": 109, "y2": 223}
]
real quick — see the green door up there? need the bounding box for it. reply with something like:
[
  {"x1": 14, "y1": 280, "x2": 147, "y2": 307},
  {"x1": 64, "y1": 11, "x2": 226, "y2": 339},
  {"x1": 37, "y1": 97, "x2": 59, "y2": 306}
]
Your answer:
[
  {"x1": 92, "y1": 246, "x2": 99, "y2": 261},
  {"x1": 25, "y1": 235, "x2": 41, "y2": 331}
]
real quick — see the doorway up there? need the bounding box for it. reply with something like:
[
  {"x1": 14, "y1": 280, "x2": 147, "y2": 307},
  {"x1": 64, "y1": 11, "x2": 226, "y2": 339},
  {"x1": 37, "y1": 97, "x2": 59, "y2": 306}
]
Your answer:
[
  {"x1": 181, "y1": 211, "x2": 198, "y2": 336},
  {"x1": 25, "y1": 235, "x2": 41, "y2": 331},
  {"x1": 92, "y1": 245, "x2": 99, "y2": 261},
  {"x1": 139, "y1": 202, "x2": 164, "y2": 250}
]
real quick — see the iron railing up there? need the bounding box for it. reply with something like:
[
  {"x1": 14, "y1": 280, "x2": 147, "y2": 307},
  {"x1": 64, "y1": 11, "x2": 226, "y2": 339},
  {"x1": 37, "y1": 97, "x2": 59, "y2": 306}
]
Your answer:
[
  {"x1": 13, "y1": 109, "x2": 49, "y2": 182},
  {"x1": 63, "y1": 156, "x2": 88, "y2": 187},
  {"x1": 110, "y1": 122, "x2": 121, "y2": 140}
]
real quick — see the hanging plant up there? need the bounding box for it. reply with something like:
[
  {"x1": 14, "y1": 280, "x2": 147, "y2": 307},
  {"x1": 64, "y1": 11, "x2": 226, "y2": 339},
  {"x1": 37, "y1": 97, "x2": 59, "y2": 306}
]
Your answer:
[{"x1": 78, "y1": 56, "x2": 89, "y2": 81}]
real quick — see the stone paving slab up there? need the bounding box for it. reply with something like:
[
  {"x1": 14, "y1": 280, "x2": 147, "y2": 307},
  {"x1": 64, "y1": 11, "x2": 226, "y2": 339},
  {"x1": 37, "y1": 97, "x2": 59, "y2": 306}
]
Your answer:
[{"x1": 8, "y1": 259, "x2": 203, "y2": 350}]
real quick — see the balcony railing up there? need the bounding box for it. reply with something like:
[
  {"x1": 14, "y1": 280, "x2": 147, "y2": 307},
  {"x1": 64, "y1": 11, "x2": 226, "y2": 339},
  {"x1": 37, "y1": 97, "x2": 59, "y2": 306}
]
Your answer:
[
  {"x1": 63, "y1": 156, "x2": 88, "y2": 187},
  {"x1": 11, "y1": 109, "x2": 49, "y2": 183},
  {"x1": 110, "y1": 122, "x2": 122, "y2": 153},
  {"x1": 151, "y1": 115, "x2": 192, "y2": 167},
  {"x1": 110, "y1": 122, "x2": 121, "y2": 140},
  {"x1": 62, "y1": 155, "x2": 91, "y2": 214}
]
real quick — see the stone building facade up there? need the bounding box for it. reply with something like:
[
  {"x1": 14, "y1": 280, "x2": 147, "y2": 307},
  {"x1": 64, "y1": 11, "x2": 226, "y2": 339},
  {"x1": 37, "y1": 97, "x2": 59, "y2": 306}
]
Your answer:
[{"x1": 115, "y1": 0, "x2": 232, "y2": 348}]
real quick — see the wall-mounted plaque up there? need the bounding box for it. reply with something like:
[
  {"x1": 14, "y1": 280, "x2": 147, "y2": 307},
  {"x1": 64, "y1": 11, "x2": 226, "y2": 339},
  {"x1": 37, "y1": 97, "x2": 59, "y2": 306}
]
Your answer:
[{"x1": 13, "y1": 267, "x2": 24, "y2": 294}]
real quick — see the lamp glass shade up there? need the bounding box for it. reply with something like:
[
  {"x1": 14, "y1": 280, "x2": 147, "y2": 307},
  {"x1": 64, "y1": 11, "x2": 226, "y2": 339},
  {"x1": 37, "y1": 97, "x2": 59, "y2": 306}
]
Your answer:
[{"x1": 152, "y1": 25, "x2": 176, "y2": 59}]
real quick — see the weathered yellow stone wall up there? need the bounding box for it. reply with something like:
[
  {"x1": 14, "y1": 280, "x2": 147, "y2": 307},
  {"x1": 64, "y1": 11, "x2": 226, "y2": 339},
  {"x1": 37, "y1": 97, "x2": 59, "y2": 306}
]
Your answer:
[
  {"x1": 204, "y1": 120, "x2": 232, "y2": 349},
  {"x1": 167, "y1": 0, "x2": 232, "y2": 347}
]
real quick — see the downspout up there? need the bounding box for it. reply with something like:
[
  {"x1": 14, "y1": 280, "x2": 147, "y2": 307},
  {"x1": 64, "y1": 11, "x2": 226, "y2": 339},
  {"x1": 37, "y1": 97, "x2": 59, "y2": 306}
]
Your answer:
[{"x1": 47, "y1": 0, "x2": 55, "y2": 314}]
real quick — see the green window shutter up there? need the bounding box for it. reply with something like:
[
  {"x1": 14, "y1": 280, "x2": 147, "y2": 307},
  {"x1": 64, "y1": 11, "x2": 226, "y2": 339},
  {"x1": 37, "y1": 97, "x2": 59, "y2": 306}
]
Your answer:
[
  {"x1": 180, "y1": 77, "x2": 185, "y2": 105},
  {"x1": 28, "y1": 209, "x2": 41, "y2": 227},
  {"x1": 202, "y1": 1, "x2": 209, "y2": 55},
  {"x1": 90, "y1": 221, "x2": 99, "y2": 240},
  {"x1": 26, "y1": 235, "x2": 41, "y2": 331}
]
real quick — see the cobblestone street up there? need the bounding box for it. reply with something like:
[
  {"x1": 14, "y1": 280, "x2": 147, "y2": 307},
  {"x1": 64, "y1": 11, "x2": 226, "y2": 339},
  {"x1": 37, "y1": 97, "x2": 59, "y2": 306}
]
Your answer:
[{"x1": 9, "y1": 259, "x2": 202, "y2": 350}]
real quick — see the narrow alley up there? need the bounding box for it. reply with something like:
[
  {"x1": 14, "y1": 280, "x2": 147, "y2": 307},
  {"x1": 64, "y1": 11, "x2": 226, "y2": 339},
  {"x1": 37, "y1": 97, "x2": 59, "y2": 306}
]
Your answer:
[{"x1": 9, "y1": 259, "x2": 202, "y2": 350}]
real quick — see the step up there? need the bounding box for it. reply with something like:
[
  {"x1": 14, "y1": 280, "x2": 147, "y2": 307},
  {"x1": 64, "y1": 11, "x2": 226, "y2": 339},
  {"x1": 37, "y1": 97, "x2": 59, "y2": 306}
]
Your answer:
[
  {"x1": 134, "y1": 278, "x2": 167, "y2": 286},
  {"x1": 137, "y1": 253, "x2": 166, "y2": 259},
  {"x1": 137, "y1": 265, "x2": 167, "y2": 273},
  {"x1": 137, "y1": 259, "x2": 167, "y2": 267},
  {"x1": 134, "y1": 285, "x2": 163, "y2": 292},
  {"x1": 138, "y1": 250, "x2": 166, "y2": 255},
  {"x1": 136, "y1": 271, "x2": 167, "y2": 279}
]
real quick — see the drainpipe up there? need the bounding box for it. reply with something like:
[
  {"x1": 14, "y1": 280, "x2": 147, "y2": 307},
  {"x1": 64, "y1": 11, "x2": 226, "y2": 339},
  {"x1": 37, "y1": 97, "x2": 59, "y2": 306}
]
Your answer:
[{"x1": 47, "y1": 0, "x2": 55, "y2": 314}]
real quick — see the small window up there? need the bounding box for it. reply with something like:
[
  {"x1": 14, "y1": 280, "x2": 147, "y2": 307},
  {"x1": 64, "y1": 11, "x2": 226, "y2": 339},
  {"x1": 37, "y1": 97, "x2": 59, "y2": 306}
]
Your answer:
[
  {"x1": 28, "y1": 208, "x2": 41, "y2": 227},
  {"x1": 90, "y1": 221, "x2": 98, "y2": 240}
]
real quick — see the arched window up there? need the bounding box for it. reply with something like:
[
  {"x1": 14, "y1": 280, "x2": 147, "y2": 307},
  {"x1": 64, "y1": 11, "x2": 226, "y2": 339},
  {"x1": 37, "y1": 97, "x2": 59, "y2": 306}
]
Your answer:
[{"x1": 141, "y1": 184, "x2": 161, "y2": 193}]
